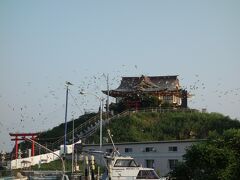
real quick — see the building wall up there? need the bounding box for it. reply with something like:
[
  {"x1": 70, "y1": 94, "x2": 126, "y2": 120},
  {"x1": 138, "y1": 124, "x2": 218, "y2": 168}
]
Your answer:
[{"x1": 84, "y1": 140, "x2": 200, "y2": 177}]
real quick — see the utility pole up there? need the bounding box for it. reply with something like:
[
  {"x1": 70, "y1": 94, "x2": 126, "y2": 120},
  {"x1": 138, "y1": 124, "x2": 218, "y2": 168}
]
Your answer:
[
  {"x1": 106, "y1": 74, "x2": 110, "y2": 120},
  {"x1": 80, "y1": 91, "x2": 104, "y2": 150},
  {"x1": 72, "y1": 117, "x2": 74, "y2": 173},
  {"x1": 64, "y1": 81, "x2": 73, "y2": 159},
  {"x1": 100, "y1": 98, "x2": 103, "y2": 150}
]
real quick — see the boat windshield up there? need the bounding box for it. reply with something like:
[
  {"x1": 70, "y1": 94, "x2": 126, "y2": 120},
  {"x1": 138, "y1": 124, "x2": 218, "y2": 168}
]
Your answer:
[
  {"x1": 114, "y1": 159, "x2": 138, "y2": 167},
  {"x1": 136, "y1": 170, "x2": 159, "y2": 179}
]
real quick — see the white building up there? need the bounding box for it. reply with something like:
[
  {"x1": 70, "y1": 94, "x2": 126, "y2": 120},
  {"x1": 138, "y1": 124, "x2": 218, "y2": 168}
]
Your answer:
[{"x1": 83, "y1": 139, "x2": 203, "y2": 177}]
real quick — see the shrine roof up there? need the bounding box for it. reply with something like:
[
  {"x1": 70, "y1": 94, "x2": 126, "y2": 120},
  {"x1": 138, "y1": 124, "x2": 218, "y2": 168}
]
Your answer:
[{"x1": 105, "y1": 75, "x2": 179, "y2": 94}]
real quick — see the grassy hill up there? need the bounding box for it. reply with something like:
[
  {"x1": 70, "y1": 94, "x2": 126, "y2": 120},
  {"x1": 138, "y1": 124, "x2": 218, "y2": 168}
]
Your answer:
[
  {"x1": 88, "y1": 111, "x2": 240, "y2": 143},
  {"x1": 17, "y1": 110, "x2": 240, "y2": 154}
]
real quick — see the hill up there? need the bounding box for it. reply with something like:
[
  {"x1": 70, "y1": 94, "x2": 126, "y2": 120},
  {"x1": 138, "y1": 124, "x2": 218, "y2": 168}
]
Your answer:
[
  {"x1": 88, "y1": 110, "x2": 240, "y2": 143},
  {"x1": 17, "y1": 110, "x2": 240, "y2": 155}
]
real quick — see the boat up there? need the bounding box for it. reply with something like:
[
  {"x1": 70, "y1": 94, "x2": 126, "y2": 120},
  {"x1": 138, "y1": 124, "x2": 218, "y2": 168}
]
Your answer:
[
  {"x1": 102, "y1": 153, "x2": 160, "y2": 180},
  {"x1": 101, "y1": 130, "x2": 160, "y2": 180}
]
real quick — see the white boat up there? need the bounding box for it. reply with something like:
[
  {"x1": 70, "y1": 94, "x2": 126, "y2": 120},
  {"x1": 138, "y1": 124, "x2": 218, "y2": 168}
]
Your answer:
[
  {"x1": 101, "y1": 130, "x2": 160, "y2": 180},
  {"x1": 102, "y1": 153, "x2": 160, "y2": 180}
]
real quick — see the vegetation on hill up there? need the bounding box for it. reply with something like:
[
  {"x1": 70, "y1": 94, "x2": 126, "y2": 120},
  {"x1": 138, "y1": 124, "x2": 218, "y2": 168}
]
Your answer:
[
  {"x1": 38, "y1": 112, "x2": 96, "y2": 141},
  {"x1": 16, "y1": 109, "x2": 240, "y2": 160},
  {"x1": 16, "y1": 109, "x2": 240, "y2": 150},
  {"x1": 88, "y1": 111, "x2": 240, "y2": 143}
]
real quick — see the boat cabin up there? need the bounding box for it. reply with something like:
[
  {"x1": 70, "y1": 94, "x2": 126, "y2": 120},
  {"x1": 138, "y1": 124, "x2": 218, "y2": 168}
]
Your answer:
[{"x1": 104, "y1": 155, "x2": 160, "y2": 179}]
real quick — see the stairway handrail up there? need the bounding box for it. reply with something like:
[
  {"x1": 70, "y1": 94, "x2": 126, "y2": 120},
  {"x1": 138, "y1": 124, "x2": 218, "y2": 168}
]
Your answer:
[{"x1": 48, "y1": 108, "x2": 193, "y2": 148}]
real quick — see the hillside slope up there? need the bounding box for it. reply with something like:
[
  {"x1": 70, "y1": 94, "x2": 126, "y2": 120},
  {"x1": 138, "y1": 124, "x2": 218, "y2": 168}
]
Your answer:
[
  {"x1": 17, "y1": 110, "x2": 240, "y2": 155},
  {"x1": 89, "y1": 111, "x2": 240, "y2": 143}
]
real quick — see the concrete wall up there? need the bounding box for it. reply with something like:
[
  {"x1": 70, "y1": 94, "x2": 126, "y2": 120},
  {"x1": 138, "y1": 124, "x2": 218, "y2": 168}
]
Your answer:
[
  {"x1": 10, "y1": 144, "x2": 74, "y2": 169},
  {"x1": 10, "y1": 150, "x2": 61, "y2": 169}
]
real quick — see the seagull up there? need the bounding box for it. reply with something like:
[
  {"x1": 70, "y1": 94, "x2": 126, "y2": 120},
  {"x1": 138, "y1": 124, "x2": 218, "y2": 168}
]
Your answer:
[{"x1": 66, "y1": 81, "x2": 73, "y2": 86}]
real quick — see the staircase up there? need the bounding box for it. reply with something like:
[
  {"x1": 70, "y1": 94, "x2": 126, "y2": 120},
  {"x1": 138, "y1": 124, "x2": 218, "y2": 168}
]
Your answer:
[{"x1": 49, "y1": 110, "x2": 131, "y2": 149}]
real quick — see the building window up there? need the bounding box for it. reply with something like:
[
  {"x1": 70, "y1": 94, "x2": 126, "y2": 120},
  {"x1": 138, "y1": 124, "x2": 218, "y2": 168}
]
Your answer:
[
  {"x1": 146, "y1": 159, "x2": 154, "y2": 168},
  {"x1": 169, "y1": 159, "x2": 178, "y2": 170},
  {"x1": 163, "y1": 96, "x2": 173, "y2": 100},
  {"x1": 168, "y1": 146, "x2": 178, "y2": 152},
  {"x1": 106, "y1": 148, "x2": 113, "y2": 153},
  {"x1": 125, "y1": 148, "x2": 133, "y2": 153},
  {"x1": 163, "y1": 96, "x2": 173, "y2": 104},
  {"x1": 145, "y1": 147, "x2": 156, "y2": 152}
]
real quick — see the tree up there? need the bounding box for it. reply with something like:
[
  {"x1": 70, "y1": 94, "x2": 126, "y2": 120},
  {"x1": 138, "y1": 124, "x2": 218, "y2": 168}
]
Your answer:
[
  {"x1": 140, "y1": 94, "x2": 159, "y2": 108},
  {"x1": 171, "y1": 129, "x2": 240, "y2": 180}
]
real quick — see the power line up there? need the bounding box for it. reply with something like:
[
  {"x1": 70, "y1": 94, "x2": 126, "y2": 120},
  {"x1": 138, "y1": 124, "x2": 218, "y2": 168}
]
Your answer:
[{"x1": 69, "y1": 91, "x2": 83, "y2": 114}]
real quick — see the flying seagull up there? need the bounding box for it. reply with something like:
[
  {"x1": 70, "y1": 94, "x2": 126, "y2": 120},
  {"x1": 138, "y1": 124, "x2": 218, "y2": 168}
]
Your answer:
[{"x1": 66, "y1": 81, "x2": 73, "y2": 86}]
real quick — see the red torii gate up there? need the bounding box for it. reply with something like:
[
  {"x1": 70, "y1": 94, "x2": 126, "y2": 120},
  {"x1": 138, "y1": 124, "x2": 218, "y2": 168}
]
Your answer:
[{"x1": 9, "y1": 133, "x2": 39, "y2": 159}]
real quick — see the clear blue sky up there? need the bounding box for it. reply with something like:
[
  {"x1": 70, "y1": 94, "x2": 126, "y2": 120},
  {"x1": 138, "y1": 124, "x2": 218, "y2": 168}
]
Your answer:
[{"x1": 1, "y1": 0, "x2": 240, "y2": 152}]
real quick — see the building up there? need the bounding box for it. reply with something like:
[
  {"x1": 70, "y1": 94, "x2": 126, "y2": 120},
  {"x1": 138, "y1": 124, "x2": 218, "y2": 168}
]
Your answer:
[
  {"x1": 83, "y1": 139, "x2": 202, "y2": 177},
  {"x1": 103, "y1": 75, "x2": 189, "y2": 110}
]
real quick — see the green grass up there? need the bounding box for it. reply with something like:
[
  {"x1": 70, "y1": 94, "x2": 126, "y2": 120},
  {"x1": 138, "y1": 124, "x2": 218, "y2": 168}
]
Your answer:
[
  {"x1": 88, "y1": 111, "x2": 240, "y2": 143},
  {"x1": 31, "y1": 158, "x2": 105, "y2": 174},
  {"x1": 18, "y1": 110, "x2": 240, "y2": 154}
]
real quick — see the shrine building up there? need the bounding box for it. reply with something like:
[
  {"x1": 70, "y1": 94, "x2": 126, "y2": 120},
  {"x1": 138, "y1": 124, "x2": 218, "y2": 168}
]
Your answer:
[{"x1": 103, "y1": 75, "x2": 188, "y2": 110}]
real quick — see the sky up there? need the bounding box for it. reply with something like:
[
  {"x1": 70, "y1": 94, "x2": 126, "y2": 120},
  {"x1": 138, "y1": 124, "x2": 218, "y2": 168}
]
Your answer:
[{"x1": 0, "y1": 0, "x2": 240, "y2": 152}]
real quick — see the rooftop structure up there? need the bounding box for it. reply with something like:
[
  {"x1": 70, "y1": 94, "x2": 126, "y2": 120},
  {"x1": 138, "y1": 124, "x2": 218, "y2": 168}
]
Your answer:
[{"x1": 103, "y1": 75, "x2": 188, "y2": 110}]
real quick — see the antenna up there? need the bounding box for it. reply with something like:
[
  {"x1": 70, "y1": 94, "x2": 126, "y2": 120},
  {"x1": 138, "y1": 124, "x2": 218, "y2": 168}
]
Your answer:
[{"x1": 107, "y1": 129, "x2": 120, "y2": 156}]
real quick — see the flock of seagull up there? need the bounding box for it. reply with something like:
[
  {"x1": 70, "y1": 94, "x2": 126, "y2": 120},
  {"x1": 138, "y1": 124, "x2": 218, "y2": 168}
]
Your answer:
[{"x1": 0, "y1": 68, "x2": 240, "y2": 151}]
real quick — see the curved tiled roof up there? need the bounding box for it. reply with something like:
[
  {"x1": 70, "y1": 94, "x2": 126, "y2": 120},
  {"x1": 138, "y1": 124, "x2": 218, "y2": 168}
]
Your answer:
[
  {"x1": 103, "y1": 75, "x2": 180, "y2": 96},
  {"x1": 116, "y1": 75, "x2": 178, "y2": 91}
]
